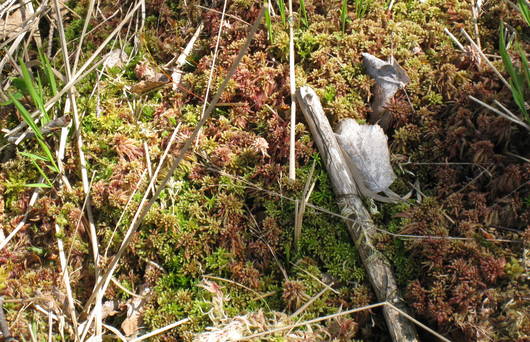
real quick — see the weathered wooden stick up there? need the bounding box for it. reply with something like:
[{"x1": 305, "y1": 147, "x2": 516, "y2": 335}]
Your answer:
[{"x1": 296, "y1": 86, "x2": 419, "y2": 342}]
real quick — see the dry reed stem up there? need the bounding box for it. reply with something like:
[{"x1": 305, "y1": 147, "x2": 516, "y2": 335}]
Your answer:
[
  {"x1": 55, "y1": 224, "x2": 80, "y2": 341},
  {"x1": 288, "y1": 0, "x2": 296, "y2": 180},
  {"x1": 289, "y1": 287, "x2": 329, "y2": 319},
  {"x1": 196, "y1": 0, "x2": 228, "y2": 145},
  {"x1": 52, "y1": 0, "x2": 103, "y2": 336},
  {"x1": 129, "y1": 318, "x2": 190, "y2": 342},
  {"x1": 469, "y1": 95, "x2": 530, "y2": 130},
  {"x1": 0, "y1": 182, "x2": 42, "y2": 251}
]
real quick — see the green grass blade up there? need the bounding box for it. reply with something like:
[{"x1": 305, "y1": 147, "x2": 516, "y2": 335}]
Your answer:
[
  {"x1": 0, "y1": 92, "x2": 23, "y2": 106},
  {"x1": 510, "y1": 81, "x2": 529, "y2": 120},
  {"x1": 9, "y1": 94, "x2": 59, "y2": 171},
  {"x1": 499, "y1": 23, "x2": 523, "y2": 93},
  {"x1": 277, "y1": 0, "x2": 286, "y2": 25},
  {"x1": 10, "y1": 94, "x2": 45, "y2": 141},
  {"x1": 24, "y1": 183, "x2": 52, "y2": 188},
  {"x1": 11, "y1": 77, "x2": 27, "y2": 93},
  {"x1": 19, "y1": 58, "x2": 49, "y2": 123},
  {"x1": 518, "y1": 0, "x2": 530, "y2": 26},
  {"x1": 39, "y1": 49, "x2": 58, "y2": 96},
  {"x1": 265, "y1": 1, "x2": 273, "y2": 42},
  {"x1": 20, "y1": 151, "x2": 51, "y2": 162},
  {"x1": 30, "y1": 159, "x2": 53, "y2": 187},
  {"x1": 516, "y1": 42, "x2": 530, "y2": 89},
  {"x1": 341, "y1": 0, "x2": 348, "y2": 33},
  {"x1": 299, "y1": 0, "x2": 308, "y2": 27}
]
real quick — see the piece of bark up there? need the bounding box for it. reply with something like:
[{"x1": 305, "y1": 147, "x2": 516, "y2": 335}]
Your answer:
[
  {"x1": 297, "y1": 86, "x2": 418, "y2": 342},
  {"x1": 362, "y1": 53, "x2": 409, "y2": 130}
]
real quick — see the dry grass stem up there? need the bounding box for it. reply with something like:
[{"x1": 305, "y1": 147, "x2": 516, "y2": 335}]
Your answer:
[
  {"x1": 103, "y1": 169, "x2": 148, "y2": 259},
  {"x1": 55, "y1": 224, "x2": 80, "y2": 341},
  {"x1": 195, "y1": 4, "x2": 250, "y2": 26},
  {"x1": 460, "y1": 28, "x2": 511, "y2": 90},
  {"x1": 52, "y1": 0, "x2": 102, "y2": 335},
  {"x1": 292, "y1": 264, "x2": 340, "y2": 295},
  {"x1": 385, "y1": 303, "x2": 451, "y2": 342},
  {"x1": 203, "y1": 275, "x2": 267, "y2": 305},
  {"x1": 0, "y1": 182, "x2": 42, "y2": 251},
  {"x1": 288, "y1": 0, "x2": 296, "y2": 180},
  {"x1": 4, "y1": 0, "x2": 144, "y2": 139},
  {"x1": 72, "y1": 0, "x2": 94, "y2": 72},
  {"x1": 143, "y1": 142, "x2": 154, "y2": 195},
  {"x1": 290, "y1": 287, "x2": 329, "y2": 319},
  {"x1": 102, "y1": 323, "x2": 128, "y2": 342},
  {"x1": 469, "y1": 95, "x2": 529, "y2": 130},
  {"x1": 110, "y1": 277, "x2": 143, "y2": 299},
  {"x1": 196, "y1": 0, "x2": 227, "y2": 145},
  {"x1": 129, "y1": 318, "x2": 190, "y2": 342},
  {"x1": 167, "y1": 22, "x2": 203, "y2": 90},
  {"x1": 294, "y1": 160, "x2": 316, "y2": 251}
]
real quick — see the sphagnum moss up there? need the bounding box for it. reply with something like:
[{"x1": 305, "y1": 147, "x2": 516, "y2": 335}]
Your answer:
[{"x1": 1, "y1": 0, "x2": 529, "y2": 340}]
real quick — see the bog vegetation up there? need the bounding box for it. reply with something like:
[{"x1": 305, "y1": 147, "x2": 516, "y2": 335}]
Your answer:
[{"x1": 0, "y1": 0, "x2": 528, "y2": 341}]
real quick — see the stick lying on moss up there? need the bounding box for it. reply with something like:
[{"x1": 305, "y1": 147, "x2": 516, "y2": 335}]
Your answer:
[{"x1": 297, "y1": 86, "x2": 419, "y2": 342}]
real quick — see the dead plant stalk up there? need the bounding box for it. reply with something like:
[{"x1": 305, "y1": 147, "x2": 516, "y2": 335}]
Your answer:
[{"x1": 288, "y1": 0, "x2": 296, "y2": 180}]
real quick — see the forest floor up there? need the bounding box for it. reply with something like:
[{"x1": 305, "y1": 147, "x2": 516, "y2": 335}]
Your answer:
[{"x1": 0, "y1": 0, "x2": 529, "y2": 341}]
